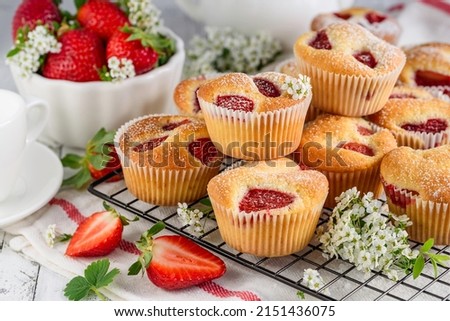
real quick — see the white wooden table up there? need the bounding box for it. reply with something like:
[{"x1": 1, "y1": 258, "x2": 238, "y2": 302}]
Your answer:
[{"x1": 0, "y1": 0, "x2": 395, "y2": 301}]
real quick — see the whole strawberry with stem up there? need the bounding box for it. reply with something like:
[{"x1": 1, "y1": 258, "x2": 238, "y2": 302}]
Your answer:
[
  {"x1": 128, "y1": 222, "x2": 226, "y2": 290},
  {"x1": 42, "y1": 28, "x2": 106, "y2": 82},
  {"x1": 106, "y1": 26, "x2": 176, "y2": 75},
  {"x1": 12, "y1": 0, "x2": 62, "y2": 40},
  {"x1": 66, "y1": 201, "x2": 138, "y2": 257},
  {"x1": 77, "y1": 0, "x2": 130, "y2": 40},
  {"x1": 61, "y1": 128, "x2": 122, "y2": 189}
]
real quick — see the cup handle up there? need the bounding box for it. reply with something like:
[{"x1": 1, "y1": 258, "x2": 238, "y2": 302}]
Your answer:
[{"x1": 24, "y1": 97, "x2": 49, "y2": 144}]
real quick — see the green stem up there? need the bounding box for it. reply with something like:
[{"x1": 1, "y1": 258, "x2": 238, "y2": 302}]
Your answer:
[{"x1": 92, "y1": 287, "x2": 107, "y2": 301}]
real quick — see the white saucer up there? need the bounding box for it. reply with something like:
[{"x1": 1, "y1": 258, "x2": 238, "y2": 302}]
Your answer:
[{"x1": 0, "y1": 142, "x2": 63, "y2": 228}]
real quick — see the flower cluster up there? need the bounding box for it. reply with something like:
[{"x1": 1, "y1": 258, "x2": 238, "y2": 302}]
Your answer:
[
  {"x1": 126, "y1": 0, "x2": 162, "y2": 33},
  {"x1": 184, "y1": 27, "x2": 282, "y2": 77},
  {"x1": 106, "y1": 57, "x2": 136, "y2": 82},
  {"x1": 281, "y1": 74, "x2": 312, "y2": 100},
  {"x1": 177, "y1": 202, "x2": 206, "y2": 234},
  {"x1": 6, "y1": 25, "x2": 61, "y2": 78},
  {"x1": 317, "y1": 187, "x2": 418, "y2": 281},
  {"x1": 44, "y1": 224, "x2": 72, "y2": 248},
  {"x1": 301, "y1": 269, "x2": 329, "y2": 294}
]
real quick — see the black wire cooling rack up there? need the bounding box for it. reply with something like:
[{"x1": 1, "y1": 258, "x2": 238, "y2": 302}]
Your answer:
[{"x1": 88, "y1": 158, "x2": 450, "y2": 301}]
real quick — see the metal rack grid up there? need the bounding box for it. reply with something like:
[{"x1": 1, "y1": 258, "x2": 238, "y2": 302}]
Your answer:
[{"x1": 88, "y1": 159, "x2": 450, "y2": 301}]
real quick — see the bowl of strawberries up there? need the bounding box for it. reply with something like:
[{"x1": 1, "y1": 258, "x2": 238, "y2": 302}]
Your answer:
[{"x1": 8, "y1": 0, "x2": 185, "y2": 148}]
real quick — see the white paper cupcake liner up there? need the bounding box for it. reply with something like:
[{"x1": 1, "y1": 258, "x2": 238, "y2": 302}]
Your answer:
[
  {"x1": 296, "y1": 60, "x2": 402, "y2": 117},
  {"x1": 210, "y1": 200, "x2": 324, "y2": 257},
  {"x1": 383, "y1": 183, "x2": 450, "y2": 245},
  {"x1": 199, "y1": 95, "x2": 311, "y2": 160},
  {"x1": 320, "y1": 165, "x2": 383, "y2": 208},
  {"x1": 371, "y1": 123, "x2": 450, "y2": 149},
  {"x1": 114, "y1": 115, "x2": 220, "y2": 206}
]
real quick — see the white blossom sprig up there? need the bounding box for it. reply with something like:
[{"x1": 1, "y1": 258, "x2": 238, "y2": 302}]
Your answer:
[
  {"x1": 45, "y1": 224, "x2": 72, "y2": 248},
  {"x1": 6, "y1": 25, "x2": 61, "y2": 78},
  {"x1": 318, "y1": 188, "x2": 450, "y2": 281},
  {"x1": 100, "y1": 57, "x2": 136, "y2": 82},
  {"x1": 122, "y1": 0, "x2": 162, "y2": 33},
  {"x1": 281, "y1": 74, "x2": 312, "y2": 100},
  {"x1": 184, "y1": 27, "x2": 282, "y2": 78},
  {"x1": 177, "y1": 202, "x2": 206, "y2": 235},
  {"x1": 301, "y1": 269, "x2": 329, "y2": 294}
]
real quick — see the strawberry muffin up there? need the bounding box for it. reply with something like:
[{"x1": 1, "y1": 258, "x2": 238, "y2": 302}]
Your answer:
[
  {"x1": 294, "y1": 22, "x2": 405, "y2": 116},
  {"x1": 115, "y1": 115, "x2": 222, "y2": 206},
  {"x1": 207, "y1": 158, "x2": 329, "y2": 257},
  {"x1": 295, "y1": 114, "x2": 397, "y2": 207},
  {"x1": 197, "y1": 72, "x2": 312, "y2": 160},
  {"x1": 381, "y1": 145, "x2": 450, "y2": 244},
  {"x1": 311, "y1": 7, "x2": 401, "y2": 44},
  {"x1": 368, "y1": 86, "x2": 450, "y2": 149},
  {"x1": 399, "y1": 43, "x2": 450, "y2": 87}
]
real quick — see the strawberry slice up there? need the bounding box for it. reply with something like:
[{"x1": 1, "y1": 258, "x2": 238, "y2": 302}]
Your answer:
[
  {"x1": 389, "y1": 93, "x2": 417, "y2": 99},
  {"x1": 253, "y1": 78, "x2": 281, "y2": 97},
  {"x1": 334, "y1": 12, "x2": 352, "y2": 20},
  {"x1": 66, "y1": 202, "x2": 137, "y2": 257},
  {"x1": 239, "y1": 189, "x2": 295, "y2": 213},
  {"x1": 188, "y1": 138, "x2": 220, "y2": 166},
  {"x1": 353, "y1": 51, "x2": 377, "y2": 68},
  {"x1": 415, "y1": 70, "x2": 450, "y2": 87},
  {"x1": 309, "y1": 30, "x2": 332, "y2": 50},
  {"x1": 401, "y1": 118, "x2": 447, "y2": 134},
  {"x1": 365, "y1": 12, "x2": 387, "y2": 24},
  {"x1": 341, "y1": 142, "x2": 374, "y2": 156},
  {"x1": 357, "y1": 126, "x2": 374, "y2": 136},
  {"x1": 216, "y1": 95, "x2": 254, "y2": 112},
  {"x1": 128, "y1": 222, "x2": 226, "y2": 290},
  {"x1": 162, "y1": 119, "x2": 191, "y2": 131},
  {"x1": 133, "y1": 135, "x2": 168, "y2": 152}
]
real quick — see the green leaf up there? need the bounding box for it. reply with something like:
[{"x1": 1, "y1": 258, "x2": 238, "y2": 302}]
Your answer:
[
  {"x1": 64, "y1": 276, "x2": 91, "y2": 301},
  {"x1": 200, "y1": 198, "x2": 212, "y2": 208},
  {"x1": 87, "y1": 153, "x2": 110, "y2": 170},
  {"x1": 431, "y1": 254, "x2": 450, "y2": 264},
  {"x1": 64, "y1": 259, "x2": 120, "y2": 301},
  {"x1": 128, "y1": 260, "x2": 143, "y2": 276},
  {"x1": 147, "y1": 221, "x2": 165, "y2": 237},
  {"x1": 7, "y1": 47, "x2": 21, "y2": 58},
  {"x1": 74, "y1": 0, "x2": 87, "y2": 10},
  {"x1": 61, "y1": 153, "x2": 83, "y2": 169},
  {"x1": 431, "y1": 259, "x2": 438, "y2": 278},
  {"x1": 84, "y1": 259, "x2": 110, "y2": 287},
  {"x1": 53, "y1": 0, "x2": 62, "y2": 6},
  {"x1": 420, "y1": 238, "x2": 434, "y2": 253},
  {"x1": 413, "y1": 254, "x2": 425, "y2": 279},
  {"x1": 62, "y1": 167, "x2": 92, "y2": 189},
  {"x1": 296, "y1": 290, "x2": 305, "y2": 300},
  {"x1": 56, "y1": 233, "x2": 72, "y2": 243}
]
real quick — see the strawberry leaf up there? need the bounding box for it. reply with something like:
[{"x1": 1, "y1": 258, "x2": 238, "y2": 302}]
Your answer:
[
  {"x1": 62, "y1": 167, "x2": 92, "y2": 189},
  {"x1": 61, "y1": 153, "x2": 84, "y2": 169},
  {"x1": 74, "y1": 0, "x2": 87, "y2": 10},
  {"x1": 128, "y1": 260, "x2": 143, "y2": 276},
  {"x1": 147, "y1": 221, "x2": 165, "y2": 237},
  {"x1": 64, "y1": 259, "x2": 120, "y2": 301}
]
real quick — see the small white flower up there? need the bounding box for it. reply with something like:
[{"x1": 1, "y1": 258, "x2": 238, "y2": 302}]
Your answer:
[
  {"x1": 302, "y1": 269, "x2": 329, "y2": 294},
  {"x1": 45, "y1": 224, "x2": 57, "y2": 248},
  {"x1": 107, "y1": 57, "x2": 136, "y2": 82},
  {"x1": 281, "y1": 74, "x2": 311, "y2": 100},
  {"x1": 127, "y1": 0, "x2": 162, "y2": 33},
  {"x1": 177, "y1": 202, "x2": 206, "y2": 235}
]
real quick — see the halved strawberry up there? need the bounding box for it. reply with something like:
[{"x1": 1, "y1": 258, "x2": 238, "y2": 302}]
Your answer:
[
  {"x1": 12, "y1": 0, "x2": 62, "y2": 40},
  {"x1": 66, "y1": 202, "x2": 137, "y2": 257},
  {"x1": 128, "y1": 222, "x2": 226, "y2": 290},
  {"x1": 61, "y1": 128, "x2": 122, "y2": 189}
]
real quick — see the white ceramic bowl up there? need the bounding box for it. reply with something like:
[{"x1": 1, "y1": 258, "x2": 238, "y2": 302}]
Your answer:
[
  {"x1": 176, "y1": 0, "x2": 354, "y2": 50},
  {"x1": 11, "y1": 30, "x2": 185, "y2": 149}
]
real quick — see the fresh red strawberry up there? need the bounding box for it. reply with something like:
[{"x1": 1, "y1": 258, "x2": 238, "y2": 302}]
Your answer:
[
  {"x1": 128, "y1": 223, "x2": 226, "y2": 290},
  {"x1": 77, "y1": 1, "x2": 129, "y2": 40},
  {"x1": 62, "y1": 128, "x2": 122, "y2": 189},
  {"x1": 66, "y1": 202, "x2": 137, "y2": 257},
  {"x1": 12, "y1": 0, "x2": 62, "y2": 40},
  {"x1": 42, "y1": 28, "x2": 105, "y2": 82},
  {"x1": 106, "y1": 29, "x2": 159, "y2": 75}
]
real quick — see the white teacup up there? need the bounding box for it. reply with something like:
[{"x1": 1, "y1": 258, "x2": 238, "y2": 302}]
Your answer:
[{"x1": 0, "y1": 89, "x2": 49, "y2": 202}]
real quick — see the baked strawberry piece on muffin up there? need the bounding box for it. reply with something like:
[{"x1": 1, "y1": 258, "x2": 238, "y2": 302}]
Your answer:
[
  {"x1": 399, "y1": 43, "x2": 450, "y2": 87},
  {"x1": 311, "y1": 7, "x2": 401, "y2": 44},
  {"x1": 115, "y1": 115, "x2": 222, "y2": 206},
  {"x1": 380, "y1": 145, "x2": 450, "y2": 244},
  {"x1": 368, "y1": 86, "x2": 450, "y2": 149},
  {"x1": 295, "y1": 114, "x2": 397, "y2": 207},
  {"x1": 294, "y1": 22, "x2": 405, "y2": 116},
  {"x1": 207, "y1": 158, "x2": 328, "y2": 257},
  {"x1": 197, "y1": 72, "x2": 312, "y2": 160}
]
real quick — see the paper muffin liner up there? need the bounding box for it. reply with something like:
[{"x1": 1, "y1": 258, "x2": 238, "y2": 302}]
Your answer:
[
  {"x1": 210, "y1": 200, "x2": 325, "y2": 257},
  {"x1": 320, "y1": 165, "x2": 383, "y2": 208},
  {"x1": 199, "y1": 95, "x2": 311, "y2": 160},
  {"x1": 371, "y1": 123, "x2": 450, "y2": 149},
  {"x1": 382, "y1": 183, "x2": 450, "y2": 245},
  {"x1": 305, "y1": 104, "x2": 323, "y2": 123},
  {"x1": 296, "y1": 59, "x2": 402, "y2": 117},
  {"x1": 114, "y1": 115, "x2": 220, "y2": 206},
  {"x1": 422, "y1": 86, "x2": 450, "y2": 103}
]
